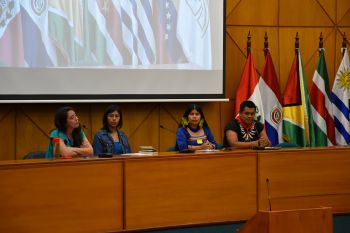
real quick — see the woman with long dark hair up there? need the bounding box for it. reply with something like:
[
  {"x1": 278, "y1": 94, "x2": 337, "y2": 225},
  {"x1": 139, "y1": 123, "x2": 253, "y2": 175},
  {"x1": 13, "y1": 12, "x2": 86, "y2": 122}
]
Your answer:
[
  {"x1": 92, "y1": 105, "x2": 131, "y2": 155},
  {"x1": 175, "y1": 104, "x2": 217, "y2": 151},
  {"x1": 45, "y1": 106, "x2": 93, "y2": 159}
]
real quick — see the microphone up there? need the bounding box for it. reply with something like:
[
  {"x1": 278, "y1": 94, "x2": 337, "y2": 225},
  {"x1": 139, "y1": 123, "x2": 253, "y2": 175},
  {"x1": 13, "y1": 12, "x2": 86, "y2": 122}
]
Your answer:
[
  {"x1": 266, "y1": 178, "x2": 272, "y2": 211},
  {"x1": 81, "y1": 124, "x2": 88, "y2": 131},
  {"x1": 160, "y1": 124, "x2": 176, "y2": 134},
  {"x1": 81, "y1": 123, "x2": 93, "y2": 137}
]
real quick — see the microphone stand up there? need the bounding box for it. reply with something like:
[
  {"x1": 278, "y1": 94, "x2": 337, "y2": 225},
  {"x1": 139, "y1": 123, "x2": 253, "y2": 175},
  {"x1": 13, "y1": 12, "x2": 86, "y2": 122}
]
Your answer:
[
  {"x1": 160, "y1": 125, "x2": 176, "y2": 134},
  {"x1": 266, "y1": 178, "x2": 272, "y2": 211}
]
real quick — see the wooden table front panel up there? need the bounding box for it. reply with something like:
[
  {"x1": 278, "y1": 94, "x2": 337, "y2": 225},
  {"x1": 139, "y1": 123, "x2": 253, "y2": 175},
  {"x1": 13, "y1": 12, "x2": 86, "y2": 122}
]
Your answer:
[
  {"x1": 0, "y1": 159, "x2": 123, "y2": 233},
  {"x1": 258, "y1": 148, "x2": 350, "y2": 213},
  {"x1": 124, "y1": 152, "x2": 257, "y2": 230}
]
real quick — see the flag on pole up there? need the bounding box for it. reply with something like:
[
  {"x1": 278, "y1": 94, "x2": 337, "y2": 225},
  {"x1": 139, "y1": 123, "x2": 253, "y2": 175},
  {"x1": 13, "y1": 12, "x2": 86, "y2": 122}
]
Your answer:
[
  {"x1": 259, "y1": 50, "x2": 283, "y2": 146},
  {"x1": 309, "y1": 49, "x2": 336, "y2": 146},
  {"x1": 331, "y1": 48, "x2": 350, "y2": 145},
  {"x1": 282, "y1": 50, "x2": 315, "y2": 147},
  {"x1": 235, "y1": 52, "x2": 264, "y2": 123}
]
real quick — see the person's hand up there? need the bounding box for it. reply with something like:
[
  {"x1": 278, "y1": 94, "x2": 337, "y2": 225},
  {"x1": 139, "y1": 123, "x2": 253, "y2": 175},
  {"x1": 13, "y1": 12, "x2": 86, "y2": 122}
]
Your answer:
[
  {"x1": 259, "y1": 137, "x2": 269, "y2": 147},
  {"x1": 201, "y1": 141, "x2": 212, "y2": 149}
]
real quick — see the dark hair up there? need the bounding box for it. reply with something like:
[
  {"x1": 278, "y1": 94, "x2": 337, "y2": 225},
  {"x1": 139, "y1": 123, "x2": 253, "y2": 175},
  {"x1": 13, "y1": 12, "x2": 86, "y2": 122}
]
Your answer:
[
  {"x1": 179, "y1": 103, "x2": 209, "y2": 128},
  {"x1": 102, "y1": 105, "x2": 123, "y2": 132},
  {"x1": 54, "y1": 106, "x2": 83, "y2": 147},
  {"x1": 239, "y1": 100, "x2": 257, "y2": 112}
]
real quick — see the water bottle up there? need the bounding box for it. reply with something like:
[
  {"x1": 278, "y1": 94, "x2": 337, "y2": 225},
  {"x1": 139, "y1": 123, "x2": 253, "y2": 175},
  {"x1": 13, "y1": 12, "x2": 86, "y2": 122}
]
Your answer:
[
  {"x1": 52, "y1": 137, "x2": 60, "y2": 159},
  {"x1": 106, "y1": 143, "x2": 113, "y2": 155}
]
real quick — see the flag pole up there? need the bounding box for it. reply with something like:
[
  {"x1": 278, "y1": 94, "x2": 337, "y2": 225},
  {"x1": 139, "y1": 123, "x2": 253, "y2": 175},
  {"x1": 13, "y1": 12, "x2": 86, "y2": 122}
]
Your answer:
[
  {"x1": 342, "y1": 32, "x2": 347, "y2": 57},
  {"x1": 295, "y1": 32, "x2": 299, "y2": 54},
  {"x1": 264, "y1": 32, "x2": 268, "y2": 58},
  {"x1": 247, "y1": 31, "x2": 251, "y2": 56},
  {"x1": 319, "y1": 32, "x2": 323, "y2": 52}
]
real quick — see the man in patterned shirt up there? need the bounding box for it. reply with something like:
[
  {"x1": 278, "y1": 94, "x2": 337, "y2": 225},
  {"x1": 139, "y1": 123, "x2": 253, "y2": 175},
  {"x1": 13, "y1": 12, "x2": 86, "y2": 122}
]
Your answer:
[{"x1": 223, "y1": 100, "x2": 271, "y2": 149}]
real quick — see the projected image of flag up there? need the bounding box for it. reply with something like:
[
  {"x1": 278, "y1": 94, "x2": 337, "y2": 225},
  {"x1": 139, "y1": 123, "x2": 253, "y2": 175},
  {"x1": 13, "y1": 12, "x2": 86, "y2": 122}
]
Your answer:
[
  {"x1": 21, "y1": 0, "x2": 58, "y2": 67},
  {"x1": 95, "y1": 0, "x2": 132, "y2": 65},
  {"x1": 177, "y1": 0, "x2": 211, "y2": 68},
  {"x1": 0, "y1": 0, "x2": 24, "y2": 66},
  {"x1": 0, "y1": 0, "x2": 214, "y2": 68},
  {"x1": 48, "y1": 0, "x2": 86, "y2": 66},
  {"x1": 152, "y1": 0, "x2": 187, "y2": 64},
  {"x1": 119, "y1": 0, "x2": 156, "y2": 65}
]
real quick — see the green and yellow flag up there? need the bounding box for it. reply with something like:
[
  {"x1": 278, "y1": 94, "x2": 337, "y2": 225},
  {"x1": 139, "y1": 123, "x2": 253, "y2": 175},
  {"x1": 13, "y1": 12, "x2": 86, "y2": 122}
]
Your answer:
[{"x1": 282, "y1": 50, "x2": 315, "y2": 147}]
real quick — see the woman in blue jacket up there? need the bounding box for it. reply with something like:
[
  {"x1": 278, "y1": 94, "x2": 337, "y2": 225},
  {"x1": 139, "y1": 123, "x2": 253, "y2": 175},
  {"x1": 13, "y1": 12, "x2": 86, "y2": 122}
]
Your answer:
[{"x1": 93, "y1": 105, "x2": 132, "y2": 155}]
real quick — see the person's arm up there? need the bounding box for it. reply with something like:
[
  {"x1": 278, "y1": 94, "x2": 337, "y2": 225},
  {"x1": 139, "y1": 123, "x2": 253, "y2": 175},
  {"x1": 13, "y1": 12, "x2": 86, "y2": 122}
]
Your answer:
[
  {"x1": 123, "y1": 137, "x2": 132, "y2": 153},
  {"x1": 119, "y1": 131, "x2": 132, "y2": 153},
  {"x1": 92, "y1": 133, "x2": 105, "y2": 155},
  {"x1": 176, "y1": 128, "x2": 190, "y2": 151},
  {"x1": 74, "y1": 137, "x2": 93, "y2": 155},
  {"x1": 59, "y1": 137, "x2": 93, "y2": 157},
  {"x1": 57, "y1": 138, "x2": 77, "y2": 157},
  {"x1": 204, "y1": 127, "x2": 217, "y2": 149},
  {"x1": 225, "y1": 130, "x2": 259, "y2": 149},
  {"x1": 187, "y1": 141, "x2": 213, "y2": 150},
  {"x1": 258, "y1": 128, "x2": 271, "y2": 147}
]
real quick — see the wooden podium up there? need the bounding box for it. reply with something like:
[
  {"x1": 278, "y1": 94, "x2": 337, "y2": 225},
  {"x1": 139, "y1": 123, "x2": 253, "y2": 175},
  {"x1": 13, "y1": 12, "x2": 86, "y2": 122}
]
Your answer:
[{"x1": 238, "y1": 207, "x2": 333, "y2": 233}]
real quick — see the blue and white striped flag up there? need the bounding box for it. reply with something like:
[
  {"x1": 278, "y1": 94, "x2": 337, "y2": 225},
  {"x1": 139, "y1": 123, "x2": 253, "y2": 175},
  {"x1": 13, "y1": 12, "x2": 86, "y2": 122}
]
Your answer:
[
  {"x1": 119, "y1": 0, "x2": 155, "y2": 65},
  {"x1": 332, "y1": 48, "x2": 350, "y2": 145},
  {"x1": 88, "y1": 0, "x2": 124, "y2": 65}
]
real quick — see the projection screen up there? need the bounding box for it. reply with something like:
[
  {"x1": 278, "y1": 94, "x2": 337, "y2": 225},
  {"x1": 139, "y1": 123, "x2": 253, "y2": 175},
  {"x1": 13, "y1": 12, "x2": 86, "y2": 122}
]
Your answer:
[{"x1": 0, "y1": 0, "x2": 225, "y2": 102}]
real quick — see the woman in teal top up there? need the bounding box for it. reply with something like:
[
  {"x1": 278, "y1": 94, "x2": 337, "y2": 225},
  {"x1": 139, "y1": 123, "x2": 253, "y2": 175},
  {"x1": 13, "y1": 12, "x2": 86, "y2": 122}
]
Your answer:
[{"x1": 46, "y1": 106, "x2": 93, "y2": 159}]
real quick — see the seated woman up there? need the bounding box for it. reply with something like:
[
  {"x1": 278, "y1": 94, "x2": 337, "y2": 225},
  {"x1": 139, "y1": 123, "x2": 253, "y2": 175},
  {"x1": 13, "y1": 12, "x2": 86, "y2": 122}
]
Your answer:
[
  {"x1": 223, "y1": 100, "x2": 271, "y2": 149},
  {"x1": 46, "y1": 106, "x2": 93, "y2": 159},
  {"x1": 176, "y1": 104, "x2": 217, "y2": 151},
  {"x1": 92, "y1": 105, "x2": 132, "y2": 155}
]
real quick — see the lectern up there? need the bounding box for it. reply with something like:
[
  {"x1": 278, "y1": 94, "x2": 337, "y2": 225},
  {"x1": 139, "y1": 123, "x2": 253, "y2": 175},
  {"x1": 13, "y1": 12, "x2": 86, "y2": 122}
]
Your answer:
[{"x1": 238, "y1": 207, "x2": 333, "y2": 233}]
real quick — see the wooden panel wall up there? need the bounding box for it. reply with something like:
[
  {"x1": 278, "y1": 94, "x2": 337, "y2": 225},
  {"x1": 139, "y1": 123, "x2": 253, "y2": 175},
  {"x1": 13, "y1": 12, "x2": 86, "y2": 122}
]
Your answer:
[
  {"x1": 258, "y1": 148, "x2": 350, "y2": 213},
  {"x1": 0, "y1": 0, "x2": 349, "y2": 160},
  {"x1": 1, "y1": 148, "x2": 350, "y2": 232},
  {"x1": 0, "y1": 160, "x2": 124, "y2": 233},
  {"x1": 124, "y1": 153, "x2": 257, "y2": 229}
]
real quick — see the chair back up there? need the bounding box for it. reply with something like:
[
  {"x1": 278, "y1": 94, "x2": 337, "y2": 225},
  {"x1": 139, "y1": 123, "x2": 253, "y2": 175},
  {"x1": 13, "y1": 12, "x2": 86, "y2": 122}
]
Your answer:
[
  {"x1": 275, "y1": 142, "x2": 301, "y2": 148},
  {"x1": 166, "y1": 146, "x2": 176, "y2": 152},
  {"x1": 23, "y1": 151, "x2": 46, "y2": 159}
]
